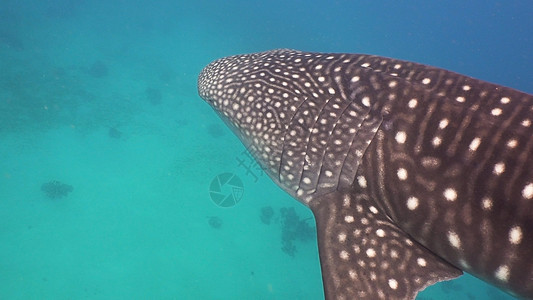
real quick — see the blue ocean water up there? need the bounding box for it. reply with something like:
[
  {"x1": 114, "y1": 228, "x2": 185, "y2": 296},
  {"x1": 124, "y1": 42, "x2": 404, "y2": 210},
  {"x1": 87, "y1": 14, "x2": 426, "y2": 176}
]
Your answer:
[{"x1": 0, "y1": 0, "x2": 531, "y2": 299}]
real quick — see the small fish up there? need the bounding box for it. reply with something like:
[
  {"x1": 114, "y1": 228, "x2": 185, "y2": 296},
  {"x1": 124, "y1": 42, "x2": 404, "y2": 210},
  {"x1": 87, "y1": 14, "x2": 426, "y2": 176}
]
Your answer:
[{"x1": 198, "y1": 49, "x2": 533, "y2": 299}]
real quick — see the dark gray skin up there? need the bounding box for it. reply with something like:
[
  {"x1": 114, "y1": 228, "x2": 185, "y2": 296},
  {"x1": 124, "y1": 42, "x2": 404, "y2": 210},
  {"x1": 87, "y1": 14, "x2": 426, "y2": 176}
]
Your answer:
[{"x1": 198, "y1": 49, "x2": 533, "y2": 299}]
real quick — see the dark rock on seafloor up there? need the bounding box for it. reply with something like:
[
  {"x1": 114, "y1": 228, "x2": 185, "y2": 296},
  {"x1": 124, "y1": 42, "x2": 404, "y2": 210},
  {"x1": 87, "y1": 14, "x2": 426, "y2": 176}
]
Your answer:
[
  {"x1": 88, "y1": 60, "x2": 108, "y2": 78},
  {"x1": 208, "y1": 216, "x2": 223, "y2": 229},
  {"x1": 41, "y1": 180, "x2": 73, "y2": 199},
  {"x1": 260, "y1": 206, "x2": 274, "y2": 224},
  {"x1": 108, "y1": 127, "x2": 122, "y2": 139}
]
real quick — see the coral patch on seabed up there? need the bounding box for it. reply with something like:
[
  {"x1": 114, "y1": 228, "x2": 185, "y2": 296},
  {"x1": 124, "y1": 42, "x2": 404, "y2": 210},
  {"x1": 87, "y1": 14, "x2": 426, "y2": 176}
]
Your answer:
[
  {"x1": 260, "y1": 206, "x2": 274, "y2": 225},
  {"x1": 259, "y1": 206, "x2": 315, "y2": 257},
  {"x1": 41, "y1": 180, "x2": 73, "y2": 199},
  {"x1": 87, "y1": 60, "x2": 108, "y2": 78},
  {"x1": 145, "y1": 87, "x2": 162, "y2": 105},
  {"x1": 206, "y1": 124, "x2": 225, "y2": 138},
  {"x1": 108, "y1": 127, "x2": 122, "y2": 139},
  {"x1": 280, "y1": 207, "x2": 315, "y2": 257},
  {"x1": 207, "y1": 216, "x2": 223, "y2": 229}
]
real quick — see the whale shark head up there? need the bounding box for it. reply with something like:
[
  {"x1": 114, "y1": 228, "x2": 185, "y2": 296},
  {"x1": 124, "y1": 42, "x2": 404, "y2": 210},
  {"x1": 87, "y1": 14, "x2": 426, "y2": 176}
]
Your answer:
[
  {"x1": 199, "y1": 49, "x2": 385, "y2": 202},
  {"x1": 199, "y1": 50, "x2": 318, "y2": 195}
]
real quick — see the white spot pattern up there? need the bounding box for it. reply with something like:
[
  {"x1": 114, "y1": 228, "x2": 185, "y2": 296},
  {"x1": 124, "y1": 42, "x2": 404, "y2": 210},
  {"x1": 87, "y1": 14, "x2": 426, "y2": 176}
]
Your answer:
[
  {"x1": 482, "y1": 197, "x2": 493, "y2": 210},
  {"x1": 406, "y1": 197, "x2": 419, "y2": 210},
  {"x1": 509, "y1": 226, "x2": 523, "y2": 245},
  {"x1": 362, "y1": 96, "x2": 371, "y2": 107},
  {"x1": 357, "y1": 176, "x2": 367, "y2": 188},
  {"x1": 438, "y1": 119, "x2": 449, "y2": 129},
  {"x1": 417, "y1": 258, "x2": 427, "y2": 267},
  {"x1": 432, "y1": 137, "x2": 442, "y2": 147},
  {"x1": 469, "y1": 137, "x2": 481, "y2": 152},
  {"x1": 388, "y1": 279, "x2": 398, "y2": 290},
  {"x1": 338, "y1": 233, "x2": 347, "y2": 243},
  {"x1": 340, "y1": 250, "x2": 349, "y2": 260},
  {"x1": 444, "y1": 188, "x2": 458, "y2": 201},
  {"x1": 447, "y1": 231, "x2": 461, "y2": 249},
  {"x1": 522, "y1": 183, "x2": 533, "y2": 199},
  {"x1": 507, "y1": 139, "x2": 518, "y2": 148},
  {"x1": 495, "y1": 265, "x2": 510, "y2": 282},
  {"x1": 493, "y1": 162, "x2": 505, "y2": 175},
  {"x1": 491, "y1": 108, "x2": 502, "y2": 116},
  {"x1": 397, "y1": 168, "x2": 408, "y2": 180},
  {"x1": 395, "y1": 131, "x2": 407, "y2": 144},
  {"x1": 366, "y1": 248, "x2": 376, "y2": 258}
]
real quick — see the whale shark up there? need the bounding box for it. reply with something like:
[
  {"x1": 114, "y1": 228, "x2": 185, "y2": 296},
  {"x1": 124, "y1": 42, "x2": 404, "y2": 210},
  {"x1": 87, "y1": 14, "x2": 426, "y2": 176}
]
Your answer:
[{"x1": 197, "y1": 49, "x2": 533, "y2": 299}]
